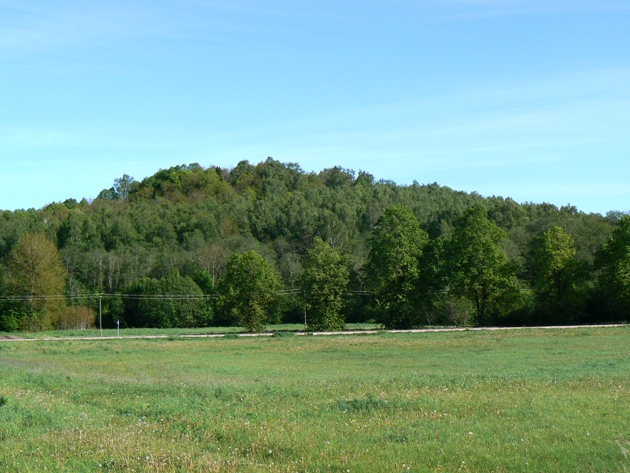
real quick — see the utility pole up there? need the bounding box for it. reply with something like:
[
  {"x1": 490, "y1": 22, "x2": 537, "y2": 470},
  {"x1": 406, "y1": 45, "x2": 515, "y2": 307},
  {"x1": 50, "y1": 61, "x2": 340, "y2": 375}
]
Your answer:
[{"x1": 99, "y1": 293, "x2": 103, "y2": 337}]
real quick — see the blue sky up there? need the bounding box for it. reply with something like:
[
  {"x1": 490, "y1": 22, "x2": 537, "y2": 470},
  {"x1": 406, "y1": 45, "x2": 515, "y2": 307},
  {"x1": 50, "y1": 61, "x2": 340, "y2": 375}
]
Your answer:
[{"x1": 1, "y1": 0, "x2": 629, "y2": 214}]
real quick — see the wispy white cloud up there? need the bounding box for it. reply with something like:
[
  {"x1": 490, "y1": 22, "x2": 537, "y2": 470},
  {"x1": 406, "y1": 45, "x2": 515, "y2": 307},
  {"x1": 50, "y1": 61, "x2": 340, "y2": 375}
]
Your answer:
[
  {"x1": 0, "y1": 4, "x2": 150, "y2": 54},
  {"x1": 4, "y1": 64, "x2": 627, "y2": 163},
  {"x1": 216, "y1": 65, "x2": 630, "y2": 165},
  {"x1": 0, "y1": 0, "x2": 297, "y2": 56},
  {"x1": 2, "y1": 0, "x2": 628, "y2": 56}
]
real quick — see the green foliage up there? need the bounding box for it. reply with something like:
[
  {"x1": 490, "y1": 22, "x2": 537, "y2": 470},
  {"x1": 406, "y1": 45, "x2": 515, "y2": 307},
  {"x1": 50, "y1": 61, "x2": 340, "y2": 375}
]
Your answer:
[
  {"x1": 532, "y1": 226, "x2": 587, "y2": 323},
  {"x1": 365, "y1": 206, "x2": 429, "y2": 328},
  {"x1": 446, "y1": 206, "x2": 519, "y2": 326},
  {"x1": 298, "y1": 237, "x2": 350, "y2": 331},
  {"x1": 418, "y1": 237, "x2": 455, "y2": 324},
  {"x1": 96, "y1": 174, "x2": 137, "y2": 201},
  {"x1": 191, "y1": 270, "x2": 214, "y2": 294},
  {"x1": 124, "y1": 271, "x2": 211, "y2": 328},
  {"x1": 0, "y1": 160, "x2": 621, "y2": 329},
  {"x1": 319, "y1": 166, "x2": 355, "y2": 188},
  {"x1": 216, "y1": 251, "x2": 280, "y2": 332},
  {"x1": 0, "y1": 311, "x2": 20, "y2": 332},
  {"x1": 596, "y1": 216, "x2": 630, "y2": 318},
  {"x1": 1, "y1": 233, "x2": 67, "y2": 331}
]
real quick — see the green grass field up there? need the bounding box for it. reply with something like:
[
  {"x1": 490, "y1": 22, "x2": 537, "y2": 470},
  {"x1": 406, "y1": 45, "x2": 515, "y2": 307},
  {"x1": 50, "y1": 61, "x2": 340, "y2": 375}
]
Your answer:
[{"x1": 1, "y1": 327, "x2": 629, "y2": 472}]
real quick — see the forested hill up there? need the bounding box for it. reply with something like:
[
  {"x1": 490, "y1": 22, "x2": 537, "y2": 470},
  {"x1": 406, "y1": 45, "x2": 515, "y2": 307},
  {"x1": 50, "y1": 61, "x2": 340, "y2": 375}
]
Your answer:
[{"x1": 1, "y1": 158, "x2": 628, "y2": 331}]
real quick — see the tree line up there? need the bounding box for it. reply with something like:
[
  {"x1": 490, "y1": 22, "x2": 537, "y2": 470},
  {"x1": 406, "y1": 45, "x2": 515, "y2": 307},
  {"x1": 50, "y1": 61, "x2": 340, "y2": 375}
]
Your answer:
[{"x1": 0, "y1": 159, "x2": 628, "y2": 332}]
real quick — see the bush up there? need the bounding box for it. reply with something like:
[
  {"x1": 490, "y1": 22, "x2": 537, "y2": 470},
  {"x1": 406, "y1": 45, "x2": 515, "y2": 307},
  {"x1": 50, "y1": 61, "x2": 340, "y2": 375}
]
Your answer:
[
  {"x1": 53, "y1": 306, "x2": 96, "y2": 330},
  {"x1": 124, "y1": 271, "x2": 212, "y2": 328}
]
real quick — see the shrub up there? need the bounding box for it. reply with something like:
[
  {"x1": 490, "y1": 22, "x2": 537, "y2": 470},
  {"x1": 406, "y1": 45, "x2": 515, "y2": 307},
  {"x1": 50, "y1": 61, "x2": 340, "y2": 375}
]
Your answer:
[{"x1": 53, "y1": 306, "x2": 96, "y2": 330}]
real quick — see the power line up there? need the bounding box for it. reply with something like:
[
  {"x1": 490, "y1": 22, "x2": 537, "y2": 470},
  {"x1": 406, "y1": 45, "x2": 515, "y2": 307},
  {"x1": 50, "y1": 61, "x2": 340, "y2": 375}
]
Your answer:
[
  {"x1": 0, "y1": 289, "x2": 371, "y2": 302},
  {"x1": 0, "y1": 293, "x2": 215, "y2": 301}
]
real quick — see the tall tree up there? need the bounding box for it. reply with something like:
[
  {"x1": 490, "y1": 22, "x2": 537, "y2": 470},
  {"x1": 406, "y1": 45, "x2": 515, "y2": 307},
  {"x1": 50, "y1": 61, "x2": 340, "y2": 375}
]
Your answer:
[
  {"x1": 96, "y1": 174, "x2": 136, "y2": 201},
  {"x1": 216, "y1": 251, "x2": 280, "y2": 332},
  {"x1": 532, "y1": 225, "x2": 586, "y2": 324},
  {"x1": 446, "y1": 206, "x2": 518, "y2": 326},
  {"x1": 417, "y1": 236, "x2": 473, "y2": 326},
  {"x1": 2, "y1": 232, "x2": 67, "y2": 331},
  {"x1": 596, "y1": 216, "x2": 630, "y2": 318},
  {"x1": 298, "y1": 237, "x2": 349, "y2": 331},
  {"x1": 365, "y1": 206, "x2": 428, "y2": 329}
]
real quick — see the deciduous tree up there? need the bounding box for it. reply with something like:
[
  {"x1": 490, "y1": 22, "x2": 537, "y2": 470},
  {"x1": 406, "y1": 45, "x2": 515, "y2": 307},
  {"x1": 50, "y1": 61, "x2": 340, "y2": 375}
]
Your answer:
[
  {"x1": 596, "y1": 216, "x2": 630, "y2": 318},
  {"x1": 365, "y1": 206, "x2": 428, "y2": 328},
  {"x1": 298, "y1": 237, "x2": 349, "y2": 331},
  {"x1": 2, "y1": 232, "x2": 67, "y2": 331},
  {"x1": 445, "y1": 206, "x2": 518, "y2": 326},
  {"x1": 532, "y1": 225, "x2": 587, "y2": 323},
  {"x1": 216, "y1": 251, "x2": 280, "y2": 332}
]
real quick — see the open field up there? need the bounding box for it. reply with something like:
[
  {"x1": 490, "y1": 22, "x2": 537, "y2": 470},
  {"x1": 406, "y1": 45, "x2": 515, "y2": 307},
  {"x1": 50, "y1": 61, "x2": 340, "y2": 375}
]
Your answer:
[{"x1": 1, "y1": 327, "x2": 629, "y2": 472}]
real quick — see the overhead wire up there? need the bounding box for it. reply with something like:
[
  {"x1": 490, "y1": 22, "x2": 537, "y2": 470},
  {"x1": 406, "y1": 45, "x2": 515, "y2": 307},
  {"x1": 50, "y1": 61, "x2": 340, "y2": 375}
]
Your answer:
[{"x1": 0, "y1": 289, "x2": 371, "y2": 302}]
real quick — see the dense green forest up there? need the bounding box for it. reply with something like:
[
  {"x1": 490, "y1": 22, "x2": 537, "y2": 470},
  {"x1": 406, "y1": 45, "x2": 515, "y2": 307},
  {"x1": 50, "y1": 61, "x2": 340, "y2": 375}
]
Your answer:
[{"x1": 1, "y1": 159, "x2": 628, "y2": 331}]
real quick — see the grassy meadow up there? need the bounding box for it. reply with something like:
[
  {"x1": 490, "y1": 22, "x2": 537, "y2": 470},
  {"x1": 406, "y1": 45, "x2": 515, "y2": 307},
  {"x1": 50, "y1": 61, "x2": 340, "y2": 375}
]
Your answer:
[{"x1": 1, "y1": 327, "x2": 629, "y2": 472}]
